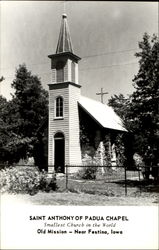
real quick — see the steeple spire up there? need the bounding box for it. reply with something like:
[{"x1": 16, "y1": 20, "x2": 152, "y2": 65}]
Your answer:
[
  {"x1": 48, "y1": 13, "x2": 81, "y2": 86},
  {"x1": 56, "y1": 14, "x2": 74, "y2": 54}
]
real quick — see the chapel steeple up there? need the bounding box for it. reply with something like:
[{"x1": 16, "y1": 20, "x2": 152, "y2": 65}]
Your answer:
[
  {"x1": 48, "y1": 14, "x2": 82, "y2": 173},
  {"x1": 48, "y1": 14, "x2": 81, "y2": 85},
  {"x1": 56, "y1": 13, "x2": 74, "y2": 54}
]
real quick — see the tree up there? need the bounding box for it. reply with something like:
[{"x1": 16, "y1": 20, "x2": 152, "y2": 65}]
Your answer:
[
  {"x1": 0, "y1": 76, "x2": 5, "y2": 82},
  {"x1": 0, "y1": 95, "x2": 10, "y2": 163},
  {"x1": 11, "y1": 64, "x2": 48, "y2": 137},
  {"x1": 0, "y1": 64, "x2": 48, "y2": 166},
  {"x1": 108, "y1": 33, "x2": 159, "y2": 179},
  {"x1": 0, "y1": 95, "x2": 25, "y2": 163},
  {"x1": 108, "y1": 94, "x2": 132, "y2": 130},
  {"x1": 108, "y1": 94, "x2": 134, "y2": 167},
  {"x1": 128, "y1": 33, "x2": 159, "y2": 179}
]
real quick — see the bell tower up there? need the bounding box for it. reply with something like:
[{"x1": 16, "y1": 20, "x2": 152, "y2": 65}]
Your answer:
[{"x1": 48, "y1": 14, "x2": 82, "y2": 174}]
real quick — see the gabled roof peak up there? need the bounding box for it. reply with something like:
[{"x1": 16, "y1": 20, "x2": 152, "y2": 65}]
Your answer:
[
  {"x1": 56, "y1": 14, "x2": 74, "y2": 54},
  {"x1": 79, "y1": 96, "x2": 127, "y2": 132}
]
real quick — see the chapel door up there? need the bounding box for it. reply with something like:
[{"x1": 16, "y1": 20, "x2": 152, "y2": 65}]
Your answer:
[{"x1": 54, "y1": 133, "x2": 65, "y2": 173}]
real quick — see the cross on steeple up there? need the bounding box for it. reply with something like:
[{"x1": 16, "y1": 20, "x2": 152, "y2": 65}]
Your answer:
[
  {"x1": 96, "y1": 88, "x2": 108, "y2": 103},
  {"x1": 63, "y1": 0, "x2": 66, "y2": 14}
]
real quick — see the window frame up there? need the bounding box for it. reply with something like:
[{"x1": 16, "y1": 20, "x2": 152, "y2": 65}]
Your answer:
[
  {"x1": 71, "y1": 61, "x2": 76, "y2": 83},
  {"x1": 56, "y1": 61, "x2": 65, "y2": 83},
  {"x1": 54, "y1": 96, "x2": 64, "y2": 119}
]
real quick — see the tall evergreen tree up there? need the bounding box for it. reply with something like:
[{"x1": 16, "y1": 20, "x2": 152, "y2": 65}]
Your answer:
[
  {"x1": 0, "y1": 64, "x2": 48, "y2": 165},
  {"x1": 11, "y1": 64, "x2": 48, "y2": 138},
  {"x1": 108, "y1": 94, "x2": 131, "y2": 129},
  {"x1": 129, "y1": 33, "x2": 159, "y2": 178},
  {"x1": 0, "y1": 95, "x2": 10, "y2": 163},
  {"x1": 108, "y1": 33, "x2": 159, "y2": 179}
]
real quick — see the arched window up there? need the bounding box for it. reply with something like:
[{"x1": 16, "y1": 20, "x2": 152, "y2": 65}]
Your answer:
[
  {"x1": 55, "y1": 96, "x2": 63, "y2": 118},
  {"x1": 56, "y1": 61, "x2": 64, "y2": 83},
  {"x1": 54, "y1": 132, "x2": 64, "y2": 140}
]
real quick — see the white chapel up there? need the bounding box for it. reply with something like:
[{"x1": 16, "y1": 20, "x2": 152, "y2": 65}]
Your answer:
[{"x1": 48, "y1": 14, "x2": 126, "y2": 174}]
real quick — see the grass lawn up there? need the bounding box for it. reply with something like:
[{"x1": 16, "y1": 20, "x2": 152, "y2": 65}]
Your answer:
[
  {"x1": 56, "y1": 171, "x2": 159, "y2": 202},
  {"x1": 1, "y1": 173, "x2": 158, "y2": 205},
  {"x1": 1, "y1": 167, "x2": 158, "y2": 205}
]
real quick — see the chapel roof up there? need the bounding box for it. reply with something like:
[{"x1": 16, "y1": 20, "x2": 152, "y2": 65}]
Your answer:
[
  {"x1": 79, "y1": 96, "x2": 127, "y2": 132},
  {"x1": 56, "y1": 14, "x2": 74, "y2": 54}
]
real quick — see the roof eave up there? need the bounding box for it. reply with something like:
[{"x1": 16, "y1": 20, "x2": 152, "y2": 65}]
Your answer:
[
  {"x1": 78, "y1": 102, "x2": 127, "y2": 133},
  {"x1": 48, "y1": 52, "x2": 81, "y2": 62}
]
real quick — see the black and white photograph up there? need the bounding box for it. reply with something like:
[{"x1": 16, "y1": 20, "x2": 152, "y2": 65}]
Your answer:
[{"x1": 0, "y1": 1, "x2": 159, "y2": 249}]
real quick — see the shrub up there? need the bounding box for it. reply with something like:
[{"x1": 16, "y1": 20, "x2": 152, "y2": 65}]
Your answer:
[
  {"x1": 39, "y1": 170, "x2": 57, "y2": 192},
  {"x1": 77, "y1": 166, "x2": 97, "y2": 180},
  {"x1": 0, "y1": 166, "x2": 57, "y2": 194}
]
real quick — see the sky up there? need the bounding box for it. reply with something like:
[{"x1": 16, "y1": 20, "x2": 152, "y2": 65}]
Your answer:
[{"x1": 0, "y1": 1, "x2": 158, "y2": 103}]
